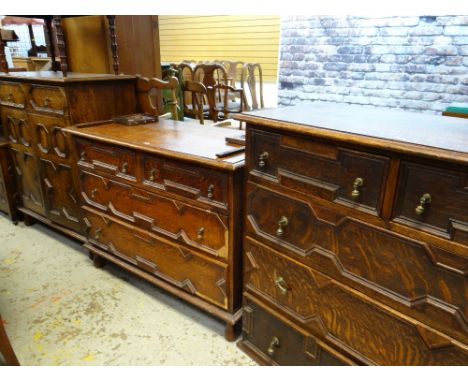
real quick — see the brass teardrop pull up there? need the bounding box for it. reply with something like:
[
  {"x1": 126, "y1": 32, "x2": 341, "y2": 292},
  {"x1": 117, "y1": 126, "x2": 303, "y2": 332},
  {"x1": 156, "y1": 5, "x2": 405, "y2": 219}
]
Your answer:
[
  {"x1": 415, "y1": 193, "x2": 431, "y2": 215},
  {"x1": 258, "y1": 151, "x2": 269, "y2": 168},
  {"x1": 351, "y1": 177, "x2": 364, "y2": 200},
  {"x1": 267, "y1": 337, "x2": 280, "y2": 356},
  {"x1": 197, "y1": 227, "x2": 205, "y2": 240},
  {"x1": 91, "y1": 188, "x2": 98, "y2": 199},
  {"x1": 149, "y1": 168, "x2": 157, "y2": 181},
  {"x1": 80, "y1": 151, "x2": 87, "y2": 161},
  {"x1": 275, "y1": 276, "x2": 289, "y2": 295},
  {"x1": 43, "y1": 97, "x2": 51, "y2": 107},
  {"x1": 121, "y1": 162, "x2": 129, "y2": 174},
  {"x1": 207, "y1": 184, "x2": 215, "y2": 199},
  {"x1": 7, "y1": 93, "x2": 14, "y2": 101},
  {"x1": 94, "y1": 228, "x2": 102, "y2": 240},
  {"x1": 276, "y1": 216, "x2": 289, "y2": 237}
]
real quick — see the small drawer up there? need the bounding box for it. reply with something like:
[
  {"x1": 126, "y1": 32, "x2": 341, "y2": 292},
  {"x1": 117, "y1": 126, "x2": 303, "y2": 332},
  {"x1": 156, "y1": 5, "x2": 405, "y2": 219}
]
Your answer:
[
  {"x1": 84, "y1": 208, "x2": 228, "y2": 309},
  {"x1": 245, "y1": 182, "x2": 335, "y2": 256},
  {"x1": 244, "y1": 238, "x2": 468, "y2": 365},
  {"x1": 248, "y1": 128, "x2": 389, "y2": 215},
  {"x1": 0, "y1": 82, "x2": 26, "y2": 108},
  {"x1": 29, "y1": 85, "x2": 67, "y2": 115},
  {"x1": 80, "y1": 171, "x2": 229, "y2": 258},
  {"x1": 76, "y1": 138, "x2": 137, "y2": 182},
  {"x1": 241, "y1": 294, "x2": 353, "y2": 365},
  {"x1": 142, "y1": 154, "x2": 229, "y2": 212},
  {"x1": 394, "y1": 161, "x2": 468, "y2": 246}
]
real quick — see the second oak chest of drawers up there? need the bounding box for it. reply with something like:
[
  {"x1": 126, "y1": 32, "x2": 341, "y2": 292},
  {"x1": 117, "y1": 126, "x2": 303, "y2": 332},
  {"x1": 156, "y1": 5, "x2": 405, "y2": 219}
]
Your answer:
[
  {"x1": 64, "y1": 119, "x2": 245, "y2": 340},
  {"x1": 235, "y1": 103, "x2": 468, "y2": 365}
]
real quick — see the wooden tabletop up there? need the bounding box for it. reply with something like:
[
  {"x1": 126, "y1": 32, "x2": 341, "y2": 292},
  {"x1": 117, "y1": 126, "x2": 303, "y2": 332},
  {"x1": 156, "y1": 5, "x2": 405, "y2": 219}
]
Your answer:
[
  {"x1": 0, "y1": 71, "x2": 136, "y2": 84},
  {"x1": 235, "y1": 103, "x2": 468, "y2": 165},
  {"x1": 64, "y1": 119, "x2": 245, "y2": 171}
]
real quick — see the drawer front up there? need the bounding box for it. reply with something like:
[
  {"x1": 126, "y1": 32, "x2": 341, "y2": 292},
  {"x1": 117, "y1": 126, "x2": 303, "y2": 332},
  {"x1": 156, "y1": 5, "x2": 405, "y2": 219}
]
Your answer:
[
  {"x1": 76, "y1": 139, "x2": 137, "y2": 182},
  {"x1": 394, "y1": 161, "x2": 468, "y2": 245},
  {"x1": 29, "y1": 85, "x2": 67, "y2": 115},
  {"x1": 1, "y1": 108, "x2": 32, "y2": 149},
  {"x1": 10, "y1": 148, "x2": 45, "y2": 215},
  {"x1": 244, "y1": 238, "x2": 468, "y2": 365},
  {"x1": 84, "y1": 208, "x2": 228, "y2": 309},
  {"x1": 248, "y1": 128, "x2": 389, "y2": 215},
  {"x1": 40, "y1": 158, "x2": 83, "y2": 233},
  {"x1": 0, "y1": 82, "x2": 26, "y2": 109},
  {"x1": 29, "y1": 114, "x2": 70, "y2": 161},
  {"x1": 142, "y1": 154, "x2": 229, "y2": 212},
  {"x1": 246, "y1": 182, "x2": 335, "y2": 256},
  {"x1": 242, "y1": 295, "x2": 352, "y2": 365},
  {"x1": 80, "y1": 171, "x2": 229, "y2": 258}
]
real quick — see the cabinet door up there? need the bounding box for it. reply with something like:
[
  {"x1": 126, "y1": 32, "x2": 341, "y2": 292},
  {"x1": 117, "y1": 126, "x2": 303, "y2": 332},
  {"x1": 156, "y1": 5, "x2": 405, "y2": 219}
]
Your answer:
[
  {"x1": 40, "y1": 158, "x2": 83, "y2": 233},
  {"x1": 10, "y1": 148, "x2": 45, "y2": 216}
]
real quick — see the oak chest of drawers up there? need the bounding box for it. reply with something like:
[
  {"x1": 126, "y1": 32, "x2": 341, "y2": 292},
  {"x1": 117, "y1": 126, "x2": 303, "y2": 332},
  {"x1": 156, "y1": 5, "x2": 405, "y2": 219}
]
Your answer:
[
  {"x1": 0, "y1": 71, "x2": 136, "y2": 237},
  {"x1": 235, "y1": 103, "x2": 468, "y2": 365},
  {"x1": 64, "y1": 119, "x2": 245, "y2": 340}
]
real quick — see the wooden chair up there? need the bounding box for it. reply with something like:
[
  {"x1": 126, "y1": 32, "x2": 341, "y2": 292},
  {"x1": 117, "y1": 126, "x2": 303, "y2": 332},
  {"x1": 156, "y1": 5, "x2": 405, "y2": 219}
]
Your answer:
[
  {"x1": 207, "y1": 82, "x2": 244, "y2": 124},
  {"x1": 241, "y1": 63, "x2": 264, "y2": 111},
  {"x1": 136, "y1": 75, "x2": 179, "y2": 120},
  {"x1": 0, "y1": 314, "x2": 20, "y2": 366},
  {"x1": 222, "y1": 60, "x2": 244, "y2": 88},
  {"x1": 183, "y1": 80, "x2": 209, "y2": 124}
]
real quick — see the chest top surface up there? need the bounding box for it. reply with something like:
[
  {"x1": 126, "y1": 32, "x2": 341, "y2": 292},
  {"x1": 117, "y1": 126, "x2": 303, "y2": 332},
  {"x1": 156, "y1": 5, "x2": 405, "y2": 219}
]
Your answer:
[
  {"x1": 64, "y1": 119, "x2": 245, "y2": 171},
  {"x1": 235, "y1": 103, "x2": 468, "y2": 164}
]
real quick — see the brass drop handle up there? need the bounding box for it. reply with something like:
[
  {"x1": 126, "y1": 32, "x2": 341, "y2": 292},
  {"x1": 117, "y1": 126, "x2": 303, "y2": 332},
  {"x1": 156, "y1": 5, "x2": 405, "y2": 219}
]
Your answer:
[
  {"x1": 121, "y1": 162, "x2": 129, "y2": 174},
  {"x1": 207, "y1": 184, "x2": 215, "y2": 199},
  {"x1": 351, "y1": 177, "x2": 364, "y2": 200},
  {"x1": 94, "y1": 228, "x2": 102, "y2": 240},
  {"x1": 91, "y1": 188, "x2": 98, "y2": 199},
  {"x1": 267, "y1": 336, "x2": 280, "y2": 356},
  {"x1": 275, "y1": 276, "x2": 289, "y2": 295},
  {"x1": 80, "y1": 151, "x2": 87, "y2": 161},
  {"x1": 415, "y1": 193, "x2": 431, "y2": 215},
  {"x1": 43, "y1": 97, "x2": 51, "y2": 107},
  {"x1": 197, "y1": 227, "x2": 205, "y2": 240},
  {"x1": 258, "y1": 151, "x2": 269, "y2": 168},
  {"x1": 149, "y1": 168, "x2": 157, "y2": 181},
  {"x1": 276, "y1": 216, "x2": 289, "y2": 237},
  {"x1": 7, "y1": 92, "x2": 14, "y2": 101}
]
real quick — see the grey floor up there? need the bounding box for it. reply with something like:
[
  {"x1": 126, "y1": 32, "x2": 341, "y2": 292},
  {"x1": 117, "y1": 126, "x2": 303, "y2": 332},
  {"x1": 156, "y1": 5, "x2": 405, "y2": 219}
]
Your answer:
[{"x1": 0, "y1": 213, "x2": 255, "y2": 365}]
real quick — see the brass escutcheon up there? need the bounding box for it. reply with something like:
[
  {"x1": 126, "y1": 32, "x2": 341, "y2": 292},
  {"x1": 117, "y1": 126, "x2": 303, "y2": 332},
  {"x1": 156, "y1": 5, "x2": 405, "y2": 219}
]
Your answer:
[
  {"x1": 415, "y1": 193, "x2": 431, "y2": 215},
  {"x1": 276, "y1": 216, "x2": 289, "y2": 237}
]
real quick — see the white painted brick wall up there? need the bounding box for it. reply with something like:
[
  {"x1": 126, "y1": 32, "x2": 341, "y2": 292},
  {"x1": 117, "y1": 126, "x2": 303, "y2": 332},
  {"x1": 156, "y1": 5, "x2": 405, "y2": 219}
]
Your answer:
[{"x1": 278, "y1": 16, "x2": 468, "y2": 114}]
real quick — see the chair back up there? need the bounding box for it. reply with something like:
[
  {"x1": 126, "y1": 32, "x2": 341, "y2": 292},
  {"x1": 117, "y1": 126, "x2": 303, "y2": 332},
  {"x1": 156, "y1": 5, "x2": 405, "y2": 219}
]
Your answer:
[
  {"x1": 136, "y1": 75, "x2": 179, "y2": 120},
  {"x1": 183, "y1": 80, "x2": 208, "y2": 124},
  {"x1": 207, "y1": 82, "x2": 244, "y2": 122},
  {"x1": 241, "y1": 63, "x2": 264, "y2": 111}
]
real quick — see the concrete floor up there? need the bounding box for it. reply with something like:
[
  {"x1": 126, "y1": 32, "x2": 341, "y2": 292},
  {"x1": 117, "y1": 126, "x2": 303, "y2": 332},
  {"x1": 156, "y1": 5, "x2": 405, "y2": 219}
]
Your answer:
[{"x1": 0, "y1": 213, "x2": 255, "y2": 366}]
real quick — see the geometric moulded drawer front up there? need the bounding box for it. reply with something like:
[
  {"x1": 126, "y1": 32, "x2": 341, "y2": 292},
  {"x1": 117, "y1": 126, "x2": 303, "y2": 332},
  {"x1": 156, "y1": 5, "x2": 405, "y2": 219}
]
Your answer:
[
  {"x1": 80, "y1": 171, "x2": 229, "y2": 259},
  {"x1": 84, "y1": 207, "x2": 229, "y2": 309},
  {"x1": 244, "y1": 237, "x2": 468, "y2": 365},
  {"x1": 248, "y1": 128, "x2": 390, "y2": 216},
  {"x1": 393, "y1": 161, "x2": 468, "y2": 245}
]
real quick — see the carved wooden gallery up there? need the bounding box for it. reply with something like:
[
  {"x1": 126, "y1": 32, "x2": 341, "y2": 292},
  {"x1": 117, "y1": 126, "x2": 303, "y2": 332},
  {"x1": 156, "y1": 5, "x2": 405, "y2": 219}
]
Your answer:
[{"x1": 0, "y1": 14, "x2": 467, "y2": 366}]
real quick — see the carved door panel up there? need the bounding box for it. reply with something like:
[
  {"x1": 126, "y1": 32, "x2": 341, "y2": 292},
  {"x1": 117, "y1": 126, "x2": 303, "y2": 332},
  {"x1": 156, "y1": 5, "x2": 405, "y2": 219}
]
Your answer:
[
  {"x1": 10, "y1": 148, "x2": 45, "y2": 215},
  {"x1": 29, "y1": 114, "x2": 70, "y2": 161},
  {"x1": 39, "y1": 158, "x2": 83, "y2": 233},
  {"x1": 1, "y1": 108, "x2": 30, "y2": 149},
  {"x1": 0, "y1": 160, "x2": 8, "y2": 213}
]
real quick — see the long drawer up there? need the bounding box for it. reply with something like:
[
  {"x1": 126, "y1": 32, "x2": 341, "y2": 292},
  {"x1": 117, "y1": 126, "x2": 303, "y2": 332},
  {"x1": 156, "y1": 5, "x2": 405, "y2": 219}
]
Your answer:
[
  {"x1": 84, "y1": 207, "x2": 229, "y2": 309},
  {"x1": 80, "y1": 171, "x2": 229, "y2": 258},
  {"x1": 244, "y1": 237, "x2": 468, "y2": 365},
  {"x1": 242, "y1": 293, "x2": 354, "y2": 365},
  {"x1": 246, "y1": 182, "x2": 468, "y2": 344},
  {"x1": 248, "y1": 128, "x2": 390, "y2": 216}
]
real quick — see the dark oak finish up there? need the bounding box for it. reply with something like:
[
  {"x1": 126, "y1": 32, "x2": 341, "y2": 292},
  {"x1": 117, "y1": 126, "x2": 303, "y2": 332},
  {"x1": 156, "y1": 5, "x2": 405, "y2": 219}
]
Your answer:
[
  {"x1": 0, "y1": 140, "x2": 18, "y2": 223},
  {"x1": 65, "y1": 119, "x2": 245, "y2": 340},
  {"x1": 0, "y1": 71, "x2": 137, "y2": 234},
  {"x1": 235, "y1": 104, "x2": 468, "y2": 365}
]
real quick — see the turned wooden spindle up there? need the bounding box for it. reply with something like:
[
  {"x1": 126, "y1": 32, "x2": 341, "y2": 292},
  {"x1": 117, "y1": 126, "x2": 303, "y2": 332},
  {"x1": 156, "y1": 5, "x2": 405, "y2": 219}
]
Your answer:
[{"x1": 107, "y1": 15, "x2": 119, "y2": 75}]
